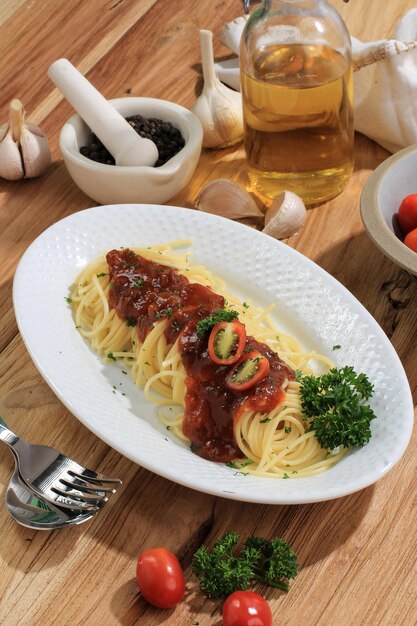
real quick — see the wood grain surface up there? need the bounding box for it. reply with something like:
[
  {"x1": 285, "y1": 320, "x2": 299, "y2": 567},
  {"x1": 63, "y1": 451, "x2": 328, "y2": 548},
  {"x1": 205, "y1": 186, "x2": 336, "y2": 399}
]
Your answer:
[{"x1": 0, "y1": 1, "x2": 416, "y2": 625}]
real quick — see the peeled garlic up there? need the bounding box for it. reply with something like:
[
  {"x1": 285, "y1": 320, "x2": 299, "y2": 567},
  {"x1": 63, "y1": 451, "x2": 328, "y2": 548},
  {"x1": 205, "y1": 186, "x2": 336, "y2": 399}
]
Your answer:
[
  {"x1": 195, "y1": 178, "x2": 263, "y2": 221},
  {"x1": 0, "y1": 99, "x2": 51, "y2": 181},
  {"x1": 263, "y1": 191, "x2": 306, "y2": 239},
  {"x1": 192, "y1": 30, "x2": 244, "y2": 148}
]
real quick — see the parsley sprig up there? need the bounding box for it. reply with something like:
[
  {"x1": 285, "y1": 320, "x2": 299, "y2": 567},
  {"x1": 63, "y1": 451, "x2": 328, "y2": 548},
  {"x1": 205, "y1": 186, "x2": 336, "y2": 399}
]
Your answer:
[
  {"x1": 300, "y1": 366, "x2": 376, "y2": 450},
  {"x1": 192, "y1": 532, "x2": 298, "y2": 598},
  {"x1": 196, "y1": 308, "x2": 239, "y2": 338}
]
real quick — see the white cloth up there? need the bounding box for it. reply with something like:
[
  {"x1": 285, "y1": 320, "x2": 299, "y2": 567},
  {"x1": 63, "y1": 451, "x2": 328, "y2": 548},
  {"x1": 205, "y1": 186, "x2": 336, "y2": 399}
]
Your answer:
[{"x1": 214, "y1": 10, "x2": 417, "y2": 153}]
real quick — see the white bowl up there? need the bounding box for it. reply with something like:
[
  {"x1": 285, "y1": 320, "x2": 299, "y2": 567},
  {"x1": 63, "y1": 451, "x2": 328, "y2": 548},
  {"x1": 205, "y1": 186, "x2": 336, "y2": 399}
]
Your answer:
[
  {"x1": 361, "y1": 144, "x2": 417, "y2": 277},
  {"x1": 59, "y1": 97, "x2": 203, "y2": 205}
]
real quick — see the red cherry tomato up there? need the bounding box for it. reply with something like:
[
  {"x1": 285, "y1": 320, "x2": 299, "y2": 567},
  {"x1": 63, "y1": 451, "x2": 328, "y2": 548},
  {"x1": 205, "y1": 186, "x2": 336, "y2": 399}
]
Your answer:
[
  {"x1": 222, "y1": 591, "x2": 272, "y2": 626},
  {"x1": 226, "y1": 350, "x2": 270, "y2": 391},
  {"x1": 208, "y1": 321, "x2": 247, "y2": 365},
  {"x1": 404, "y1": 227, "x2": 417, "y2": 253},
  {"x1": 398, "y1": 194, "x2": 417, "y2": 234},
  {"x1": 136, "y1": 548, "x2": 185, "y2": 608}
]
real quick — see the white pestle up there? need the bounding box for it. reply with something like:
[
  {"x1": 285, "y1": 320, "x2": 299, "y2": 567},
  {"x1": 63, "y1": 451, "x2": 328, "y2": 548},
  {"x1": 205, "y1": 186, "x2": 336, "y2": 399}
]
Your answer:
[{"x1": 48, "y1": 59, "x2": 159, "y2": 167}]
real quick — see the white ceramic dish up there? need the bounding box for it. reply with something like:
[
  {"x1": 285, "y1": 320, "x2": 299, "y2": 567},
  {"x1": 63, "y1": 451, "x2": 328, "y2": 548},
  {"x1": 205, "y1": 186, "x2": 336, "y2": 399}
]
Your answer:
[
  {"x1": 361, "y1": 144, "x2": 417, "y2": 277},
  {"x1": 13, "y1": 205, "x2": 413, "y2": 505},
  {"x1": 60, "y1": 97, "x2": 203, "y2": 205}
]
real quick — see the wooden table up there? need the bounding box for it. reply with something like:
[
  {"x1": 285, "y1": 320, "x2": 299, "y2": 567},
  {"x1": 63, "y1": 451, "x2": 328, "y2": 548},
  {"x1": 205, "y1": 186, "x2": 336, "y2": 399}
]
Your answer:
[{"x1": 0, "y1": 1, "x2": 416, "y2": 624}]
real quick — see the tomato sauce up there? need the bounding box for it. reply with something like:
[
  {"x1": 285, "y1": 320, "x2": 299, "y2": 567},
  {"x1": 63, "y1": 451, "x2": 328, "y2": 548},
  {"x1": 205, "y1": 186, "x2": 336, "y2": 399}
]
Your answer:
[{"x1": 107, "y1": 249, "x2": 294, "y2": 463}]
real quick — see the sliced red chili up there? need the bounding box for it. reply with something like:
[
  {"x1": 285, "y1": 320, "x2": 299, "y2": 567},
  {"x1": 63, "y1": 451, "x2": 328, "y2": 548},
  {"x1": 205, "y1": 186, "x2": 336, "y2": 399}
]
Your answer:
[
  {"x1": 226, "y1": 350, "x2": 270, "y2": 391},
  {"x1": 208, "y1": 321, "x2": 246, "y2": 365}
]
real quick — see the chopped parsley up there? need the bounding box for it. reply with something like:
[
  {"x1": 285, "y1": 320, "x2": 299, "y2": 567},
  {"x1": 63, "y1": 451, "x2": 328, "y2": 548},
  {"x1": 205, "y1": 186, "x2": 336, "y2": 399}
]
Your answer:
[
  {"x1": 96, "y1": 272, "x2": 107, "y2": 278},
  {"x1": 196, "y1": 308, "x2": 239, "y2": 338},
  {"x1": 300, "y1": 366, "x2": 376, "y2": 450},
  {"x1": 171, "y1": 321, "x2": 180, "y2": 331},
  {"x1": 132, "y1": 279, "x2": 145, "y2": 288},
  {"x1": 284, "y1": 426, "x2": 292, "y2": 434},
  {"x1": 155, "y1": 308, "x2": 176, "y2": 319},
  {"x1": 294, "y1": 369, "x2": 303, "y2": 381},
  {"x1": 282, "y1": 473, "x2": 290, "y2": 479},
  {"x1": 125, "y1": 318, "x2": 137, "y2": 327},
  {"x1": 226, "y1": 459, "x2": 253, "y2": 474},
  {"x1": 107, "y1": 352, "x2": 116, "y2": 361},
  {"x1": 332, "y1": 344, "x2": 342, "y2": 351},
  {"x1": 260, "y1": 417, "x2": 271, "y2": 424},
  {"x1": 64, "y1": 296, "x2": 72, "y2": 304}
]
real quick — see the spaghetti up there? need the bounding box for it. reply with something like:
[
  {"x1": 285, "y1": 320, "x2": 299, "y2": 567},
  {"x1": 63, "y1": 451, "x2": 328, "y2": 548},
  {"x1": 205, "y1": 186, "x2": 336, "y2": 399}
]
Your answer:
[{"x1": 71, "y1": 241, "x2": 344, "y2": 478}]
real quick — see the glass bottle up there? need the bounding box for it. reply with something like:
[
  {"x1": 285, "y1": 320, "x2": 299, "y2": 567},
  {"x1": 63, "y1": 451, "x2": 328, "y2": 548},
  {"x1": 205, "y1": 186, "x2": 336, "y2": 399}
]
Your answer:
[{"x1": 240, "y1": 0, "x2": 354, "y2": 205}]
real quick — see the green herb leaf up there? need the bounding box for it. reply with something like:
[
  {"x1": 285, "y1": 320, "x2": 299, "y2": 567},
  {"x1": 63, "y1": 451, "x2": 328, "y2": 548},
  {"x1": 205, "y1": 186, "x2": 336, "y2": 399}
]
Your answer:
[
  {"x1": 332, "y1": 344, "x2": 341, "y2": 351},
  {"x1": 64, "y1": 296, "x2": 72, "y2": 304},
  {"x1": 107, "y1": 352, "x2": 116, "y2": 361},
  {"x1": 132, "y1": 279, "x2": 145, "y2": 288},
  {"x1": 300, "y1": 366, "x2": 376, "y2": 450},
  {"x1": 196, "y1": 308, "x2": 239, "y2": 338},
  {"x1": 192, "y1": 533, "x2": 298, "y2": 598},
  {"x1": 96, "y1": 272, "x2": 107, "y2": 278},
  {"x1": 260, "y1": 417, "x2": 271, "y2": 424},
  {"x1": 125, "y1": 318, "x2": 137, "y2": 327}
]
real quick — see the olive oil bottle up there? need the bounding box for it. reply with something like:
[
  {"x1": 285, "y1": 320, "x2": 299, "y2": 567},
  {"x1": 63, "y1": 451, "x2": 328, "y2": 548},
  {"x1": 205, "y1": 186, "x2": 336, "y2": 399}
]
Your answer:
[{"x1": 240, "y1": 0, "x2": 354, "y2": 205}]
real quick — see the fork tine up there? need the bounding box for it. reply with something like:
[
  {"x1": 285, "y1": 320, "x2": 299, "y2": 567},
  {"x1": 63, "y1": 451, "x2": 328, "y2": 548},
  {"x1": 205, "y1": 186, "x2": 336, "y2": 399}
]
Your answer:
[
  {"x1": 52, "y1": 486, "x2": 108, "y2": 505},
  {"x1": 47, "y1": 491, "x2": 99, "y2": 512},
  {"x1": 69, "y1": 470, "x2": 122, "y2": 485},
  {"x1": 59, "y1": 477, "x2": 116, "y2": 495}
]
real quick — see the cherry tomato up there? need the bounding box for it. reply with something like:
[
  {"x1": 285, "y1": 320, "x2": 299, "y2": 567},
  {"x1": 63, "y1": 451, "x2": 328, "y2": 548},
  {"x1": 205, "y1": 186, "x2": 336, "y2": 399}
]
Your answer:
[
  {"x1": 226, "y1": 350, "x2": 270, "y2": 391},
  {"x1": 398, "y1": 194, "x2": 417, "y2": 234},
  {"x1": 208, "y1": 321, "x2": 247, "y2": 365},
  {"x1": 136, "y1": 547, "x2": 185, "y2": 609},
  {"x1": 404, "y1": 227, "x2": 417, "y2": 253},
  {"x1": 222, "y1": 591, "x2": 272, "y2": 626}
]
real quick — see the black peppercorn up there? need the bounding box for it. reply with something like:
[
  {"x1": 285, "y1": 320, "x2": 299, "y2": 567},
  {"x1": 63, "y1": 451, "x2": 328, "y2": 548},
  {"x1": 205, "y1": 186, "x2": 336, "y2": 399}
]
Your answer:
[{"x1": 80, "y1": 115, "x2": 185, "y2": 167}]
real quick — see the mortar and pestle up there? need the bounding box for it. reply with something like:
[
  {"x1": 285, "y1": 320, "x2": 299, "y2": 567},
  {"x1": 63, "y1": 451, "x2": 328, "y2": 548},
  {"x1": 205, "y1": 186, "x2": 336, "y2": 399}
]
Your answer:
[{"x1": 48, "y1": 59, "x2": 203, "y2": 204}]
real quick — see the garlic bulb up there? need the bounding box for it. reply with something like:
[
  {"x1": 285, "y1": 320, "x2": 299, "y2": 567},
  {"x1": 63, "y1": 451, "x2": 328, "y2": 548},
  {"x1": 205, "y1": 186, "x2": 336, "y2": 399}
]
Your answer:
[
  {"x1": 195, "y1": 178, "x2": 263, "y2": 221},
  {"x1": 263, "y1": 191, "x2": 306, "y2": 239},
  {"x1": 0, "y1": 99, "x2": 51, "y2": 181},
  {"x1": 192, "y1": 30, "x2": 244, "y2": 148}
]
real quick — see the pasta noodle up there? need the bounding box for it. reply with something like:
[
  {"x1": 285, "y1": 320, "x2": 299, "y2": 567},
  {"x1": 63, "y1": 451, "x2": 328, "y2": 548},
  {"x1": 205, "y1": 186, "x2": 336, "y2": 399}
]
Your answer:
[{"x1": 71, "y1": 241, "x2": 344, "y2": 478}]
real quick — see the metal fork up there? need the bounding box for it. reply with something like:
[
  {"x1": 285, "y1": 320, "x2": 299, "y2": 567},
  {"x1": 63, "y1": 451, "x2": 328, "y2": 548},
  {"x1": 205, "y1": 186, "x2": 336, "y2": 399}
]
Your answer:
[{"x1": 0, "y1": 417, "x2": 122, "y2": 511}]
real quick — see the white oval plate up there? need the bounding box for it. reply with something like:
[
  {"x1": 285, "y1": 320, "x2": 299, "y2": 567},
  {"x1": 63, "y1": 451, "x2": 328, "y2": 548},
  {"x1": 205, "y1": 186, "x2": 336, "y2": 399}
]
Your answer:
[{"x1": 13, "y1": 205, "x2": 413, "y2": 504}]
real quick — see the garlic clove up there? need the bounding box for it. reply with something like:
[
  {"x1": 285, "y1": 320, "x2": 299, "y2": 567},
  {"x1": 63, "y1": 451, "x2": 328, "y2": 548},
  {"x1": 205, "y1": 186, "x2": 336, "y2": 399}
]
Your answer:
[
  {"x1": 0, "y1": 99, "x2": 51, "y2": 181},
  {"x1": 21, "y1": 123, "x2": 51, "y2": 178},
  {"x1": 195, "y1": 178, "x2": 263, "y2": 221},
  {"x1": 263, "y1": 191, "x2": 306, "y2": 239},
  {"x1": 220, "y1": 16, "x2": 249, "y2": 55},
  {"x1": 0, "y1": 122, "x2": 9, "y2": 142},
  {"x1": 191, "y1": 30, "x2": 244, "y2": 149},
  {"x1": 0, "y1": 129, "x2": 24, "y2": 181}
]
